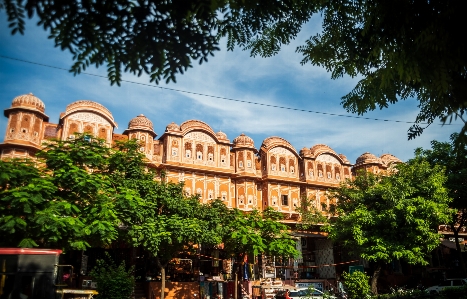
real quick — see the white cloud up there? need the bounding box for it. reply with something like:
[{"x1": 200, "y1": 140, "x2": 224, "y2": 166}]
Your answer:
[{"x1": 0, "y1": 15, "x2": 461, "y2": 166}]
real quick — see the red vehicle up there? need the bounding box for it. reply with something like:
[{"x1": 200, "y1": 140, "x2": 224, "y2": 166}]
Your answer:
[{"x1": 0, "y1": 248, "x2": 95, "y2": 299}]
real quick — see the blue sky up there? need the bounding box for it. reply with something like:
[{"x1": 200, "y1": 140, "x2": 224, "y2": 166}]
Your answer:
[{"x1": 0, "y1": 16, "x2": 461, "y2": 163}]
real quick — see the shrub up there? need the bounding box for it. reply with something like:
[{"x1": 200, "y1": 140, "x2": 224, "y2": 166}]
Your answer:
[
  {"x1": 342, "y1": 271, "x2": 371, "y2": 299},
  {"x1": 367, "y1": 286, "x2": 467, "y2": 299},
  {"x1": 439, "y1": 285, "x2": 467, "y2": 299},
  {"x1": 370, "y1": 289, "x2": 429, "y2": 299},
  {"x1": 90, "y1": 253, "x2": 135, "y2": 299}
]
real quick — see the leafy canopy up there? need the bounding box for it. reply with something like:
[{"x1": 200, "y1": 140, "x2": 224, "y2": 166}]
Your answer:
[
  {"x1": 2, "y1": 1, "x2": 464, "y2": 139},
  {"x1": 415, "y1": 133, "x2": 467, "y2": 212},
  {"x1": 415, "y1": 133, "x2": 467, "y2": 275},
  {"x1": 0, "y1": 133, "x2": 297, "y2": 266},
  {"x1": 0, "y1": 0, "x2": 315, "y2": 85},
  {"x1": 222, "y1": 207, "x2": 299, "y2": 258},
  {"x1": 296, "y1": 194, "x2": 334, "y2": 231},
  {"x1": 0, "y1": 134, "x2": 222, "y2": 253},
  {"x1": 0, "y1": 134, "x2": 124, "y2": 250},
  {"x1": 242, "y1": 0, "x2": 467, "y2": 140},
  {"x1": 324, "y1": 159, "x2": 452, "y2": 266},
  {"x1": 0, "y1": 159, "x2": 57, "y2": 248},
  {"x1": 330, "y1": 2, "x2": 463, "y2": 140}
]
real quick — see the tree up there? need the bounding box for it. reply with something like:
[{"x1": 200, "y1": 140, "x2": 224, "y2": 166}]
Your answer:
[
  {"x1": 131, "y1": 186, "x2": 219, "y2": 299},
  {"x1": 125, "y1": 187, "x2": 298, "y2": 299},
  {"x1": 323, "y1": 159, "x2": 452, "y2": 295},
  {"x1": 210, "y1": 205, "x2": 298, "y2": 299},
  {"x1": 222, "y1": 207, "x2": 298, "y2": 258},
  {"x1": 296, "y1": 194, "x2": 333, "y2": 230},
  {"x1": 241, "y1": 0, "x2": 467, "y2": 141},
  {"x1": 0, "y1": 158, "x2": 57, "y2": 248},
  {"x1": 0, "y1": 134, "x2": 127, "y2": 250},
  {"x1": 415, "y1": 133, "x2": 467, "y2": 276},
  {"x1": 36, "y1": 134, "x2": 126, "y2": 249},
  {"x1": 88, "y1": 139, "x2": 207, "y2": 299},
  {"x1": 0, "y1": 0, "x2": 314, "y2": 85},
  {"x1": 0, "y1": 134, "x2": 296, "y2": 299}
]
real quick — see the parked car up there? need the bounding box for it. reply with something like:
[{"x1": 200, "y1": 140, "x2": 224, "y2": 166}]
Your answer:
[
  {"x1": 425, "y1": 278, "x2": 467, "y2": 294},
  {"x1": 275, "y1": 287, "x2": 337, "y2": 299}
]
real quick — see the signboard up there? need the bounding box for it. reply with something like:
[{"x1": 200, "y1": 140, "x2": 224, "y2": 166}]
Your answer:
[{"x1": 349, "y1": 265, "x2": 364, "y2": 274}]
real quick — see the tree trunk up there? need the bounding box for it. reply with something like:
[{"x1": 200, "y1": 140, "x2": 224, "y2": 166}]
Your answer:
[
  {"x1": 234, "y1": 272, "x2": 238, "y2": 299},
  {"x1": 453, "y1": 227, "x2": 467, "y2": 277},
  {"x1": 371, "y1": 264, "x2": 382, "y2": 296},
  {"x1": 156, "y1": 257, "x2": 166, "y2": 299}
]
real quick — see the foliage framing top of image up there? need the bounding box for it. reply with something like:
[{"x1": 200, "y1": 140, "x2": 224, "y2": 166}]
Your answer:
[
  {"x1": 0, "y1": 0, "x2": 315, "y2": 85},
  {"x1": 2, "y1": 0, "x2": 465, "y2": 141}
]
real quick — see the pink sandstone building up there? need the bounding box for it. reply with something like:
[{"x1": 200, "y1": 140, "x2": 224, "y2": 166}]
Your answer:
[
  {"x1": 1, "y1": 93, "x2": 404, "y2": 284},
  {"x1": 1, "y1": 93, "x2": 402, "y2": 219}
]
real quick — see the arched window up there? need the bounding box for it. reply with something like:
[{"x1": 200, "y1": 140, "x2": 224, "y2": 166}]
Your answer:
[
  {"x1": 335, "y1": 166, "x2": 341, "y2": 180},
  {"x1": 220, "y1": 148, "x2": 227, "y2": 165},
  {"x1": 84, "y1": 125, "x2": 93, "y2": 134},
  {"x1": 270, "y1": 156, "x2": 277, "y2": 171},
  {"x1": 185, "y1": 142, "x2": 192, "y2": 158},
  {"x1": 196, "y1": 188, "x2": 203, "y2": 199},
  {"x1": 98, "y1": 128, "x2": 106, "y2": 139},
  {"x1": 317, "y1": 164, "x2": 324, "y2": 177},
  {"x1": 208, "y1": 146, "x2": 214, "y2": 161},
  {"x1": 289, "y1": 158, "x2": 295, "y2": 173},
  {"x1": 196, "y1": 144, "x2": 203, "y2": 160},
  {"x1": 279, "y1": 157, "x2": 286, "y2": 172},
  {"x1": 238, "y1": 152, "x2": 244, "y2": 168},
  {"x1": 68, "y1": 123, "x2": 79, "y2": 138}
]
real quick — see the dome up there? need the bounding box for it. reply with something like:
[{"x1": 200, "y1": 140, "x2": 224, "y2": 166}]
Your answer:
[
  {"x1": 261, "y1": 136, "x2": 298, "y2": 157},
  {"x1": 216, "y1": 131, "x2": 228, "y2": 141},
  {"x1": 233, "y1": 133, "x2": 255, "y2": 149},
  {"x1": 11, "y1": 93, "x2": 45, "y2": 113},
  {"x1": 62, "y1": 100, "x2": 117, "y2": 127},
  {"x1": 128, "y1": 114, "x2": 154, "y2": 131},
  {"x1": 179, "y1": 120, "x2": 215, "y2": 135},
  {"x1": 355, "y1": 152, "x2": 383, "y2": 166},
  {"x1": 300, "y1": 147, "x2": 311, "y2": 156},
  {"x1": 380, "y1": 153, "x2": 402, "y2": 166},
  {"x1": 5, "y1": 93, "x2": 49, "y2": 121},
  {"x1": 124, "y1": 114, "x2": 156, "y2": 137},
  {"x1": 338, "y1": 154, "x2": 350, "y2": 164},
  {"x1": 165, "y1": 122, "x2": 180, "y2": 132},
  {"x1": 309, "y1": 144, "x2": 336, "y2": 157}
]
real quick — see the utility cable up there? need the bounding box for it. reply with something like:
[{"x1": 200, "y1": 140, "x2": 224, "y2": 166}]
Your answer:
[{"x1": 0, "y1": 54, "x2": 455, "y2": 125}]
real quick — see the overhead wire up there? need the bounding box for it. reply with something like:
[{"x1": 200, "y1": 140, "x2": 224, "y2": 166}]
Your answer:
[{"x1": 0, "y1": 54, "x2": 456, "y2": 126}]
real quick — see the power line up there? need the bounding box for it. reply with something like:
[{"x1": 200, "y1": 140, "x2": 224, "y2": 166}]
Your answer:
[{"x1": 0, "y1": 54, "x2": 454, "y2": 125}]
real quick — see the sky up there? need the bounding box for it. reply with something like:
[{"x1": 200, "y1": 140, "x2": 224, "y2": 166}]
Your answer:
[{"x1": 0, "y1": 15, "x2": 461, "y2": 164}]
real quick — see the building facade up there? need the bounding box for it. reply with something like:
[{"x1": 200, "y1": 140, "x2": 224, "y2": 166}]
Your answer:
[
  {"x1": 1, "y1": 93, "x2": 401, "y2": 217},
  {"x1": 1, "y1": 93, "x2": 404, "y2": 284}
]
